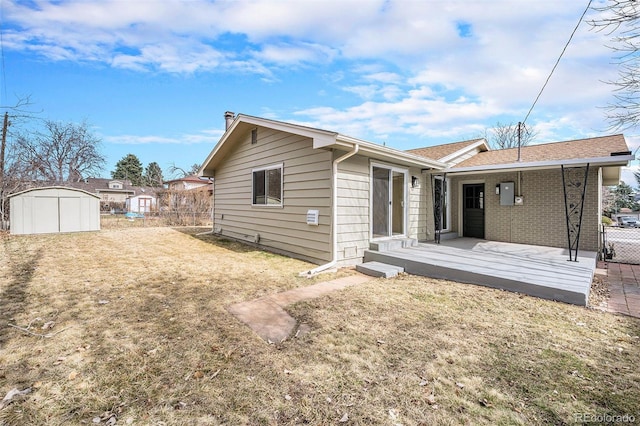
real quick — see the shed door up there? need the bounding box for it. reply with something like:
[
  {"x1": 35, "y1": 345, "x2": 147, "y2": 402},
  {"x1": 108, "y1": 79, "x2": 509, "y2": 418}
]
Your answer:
[
  {"x1": 33, "y1": 197, "x2": 60, "y2": 234},
  {"x1": 59, "y1": 197, "x2": 82, "y2": 232},
  {"x1": 463, "y1": 184, "x2": 484, "y2": 238}
]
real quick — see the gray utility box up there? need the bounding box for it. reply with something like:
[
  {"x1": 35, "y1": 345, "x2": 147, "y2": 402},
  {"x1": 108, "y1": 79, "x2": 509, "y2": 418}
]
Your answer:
[{"x1": 500, "y1": 182, "x2": 515, "y2": 206}]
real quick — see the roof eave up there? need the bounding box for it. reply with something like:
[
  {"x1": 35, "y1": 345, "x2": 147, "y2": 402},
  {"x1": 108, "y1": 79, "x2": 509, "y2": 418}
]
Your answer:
[
  {"x1": 441, "y1": 155, "x2": 634, "y2": 175},
  {"x1": 200, "y1": 114, "x2": 337, "y2": 177},
  {"x1": 334, "y1": 134, "x2": 446, "y2": 169},
  {"x1": 438, "y1": 139, "x2": 490, "y2": 164}
]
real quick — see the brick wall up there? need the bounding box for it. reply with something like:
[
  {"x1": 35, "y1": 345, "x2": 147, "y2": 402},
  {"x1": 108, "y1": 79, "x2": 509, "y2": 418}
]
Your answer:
[{"x1": 445, "y1": 167, "x2": 600, "y2": 252}]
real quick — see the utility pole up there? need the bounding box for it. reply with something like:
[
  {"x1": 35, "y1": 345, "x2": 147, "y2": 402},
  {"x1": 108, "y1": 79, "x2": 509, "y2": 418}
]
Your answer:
[
  {"x1": 1, "y1": 112, "x2": 7, "y2": 181},
  {"x1": 517, "y1": 121, "x2": 522, "y2": 162}
]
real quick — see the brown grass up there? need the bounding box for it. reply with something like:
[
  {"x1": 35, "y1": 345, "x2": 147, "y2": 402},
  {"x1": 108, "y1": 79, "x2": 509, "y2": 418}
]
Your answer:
[{"x1": 0, "y1": 228, "x2": 639, "y2": 425}]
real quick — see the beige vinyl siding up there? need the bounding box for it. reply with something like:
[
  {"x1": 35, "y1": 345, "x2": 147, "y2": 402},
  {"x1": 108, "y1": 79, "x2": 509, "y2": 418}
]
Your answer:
[
  {"x1": 214, "y1": 127, "x2": 333, "y2": 264},
  {"x1": 336, "y1": 154, "x2": 370, "y2": 265},
  {"x1": 335, "y1": 157, "x2": 426, "y2": 265},
  {"x1": 407, "y1": 167, "x2": 427, "y2": 240}
]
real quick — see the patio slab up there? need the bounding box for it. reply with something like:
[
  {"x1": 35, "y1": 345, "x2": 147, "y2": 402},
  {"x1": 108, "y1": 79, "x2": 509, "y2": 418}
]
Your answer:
[
  {"x1": 598, "y1": 262, "x2": 640, "y2": 318},
  {"x1": 364, "y1": 238, "x2": 597, "y2": 306},
  {"x1": 227, "y1": 273, "x2": 372, "y2": 343}
]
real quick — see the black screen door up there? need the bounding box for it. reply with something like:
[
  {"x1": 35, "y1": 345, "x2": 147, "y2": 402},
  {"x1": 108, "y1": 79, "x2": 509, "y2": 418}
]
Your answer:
[{"x1": 463, "y1": 184, "x2": 484, "y2": 238}]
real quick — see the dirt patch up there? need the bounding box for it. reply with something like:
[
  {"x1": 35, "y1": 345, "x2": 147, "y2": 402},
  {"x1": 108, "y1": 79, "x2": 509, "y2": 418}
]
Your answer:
[{"x1": 589, "y1": 272, "x2": 610, "y2": 310}]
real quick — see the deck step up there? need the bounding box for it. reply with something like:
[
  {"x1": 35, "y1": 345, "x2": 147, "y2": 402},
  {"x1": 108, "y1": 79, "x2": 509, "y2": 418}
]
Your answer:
[
  {"x1": 369, "y1": 238, "x2": 417, "y2": 252},
  {"x1": 356, "y1": 261, "x2": 404, "y2": 278}
]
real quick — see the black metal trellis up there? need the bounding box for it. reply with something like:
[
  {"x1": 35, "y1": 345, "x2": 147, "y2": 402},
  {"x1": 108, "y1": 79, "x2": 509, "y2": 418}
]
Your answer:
[
  {"x1": 561, "y1": 164, "x2": 589, "y2": 262},
  {"x1": 432, "y1": 173, "x2": 446, "y2": 244}
]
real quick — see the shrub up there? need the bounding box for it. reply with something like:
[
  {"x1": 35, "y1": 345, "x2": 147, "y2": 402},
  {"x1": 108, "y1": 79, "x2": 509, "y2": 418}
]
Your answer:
[{"x1": 602, "y1": 216, "x2": 613, "y2": 226}]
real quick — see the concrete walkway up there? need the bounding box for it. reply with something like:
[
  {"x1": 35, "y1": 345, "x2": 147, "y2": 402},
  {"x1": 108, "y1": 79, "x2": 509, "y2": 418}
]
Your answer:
[
  {"x1": 227, "y1": 273, "x2": 372, "y2": 343},
  {"x1": 598, "y1": 262, "x2": 640, "y2": 318}
]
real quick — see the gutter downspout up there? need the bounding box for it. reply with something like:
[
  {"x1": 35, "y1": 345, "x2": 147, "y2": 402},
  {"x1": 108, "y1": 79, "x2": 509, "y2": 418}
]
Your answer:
[{"x1": 300, "y1": 144, "x2": 360, "y2": 276}]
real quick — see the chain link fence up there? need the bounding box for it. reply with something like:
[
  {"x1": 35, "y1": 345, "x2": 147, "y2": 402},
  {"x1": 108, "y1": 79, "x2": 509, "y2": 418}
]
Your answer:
[
  {"x1": 101, "y1": 211, "x2": 212, "y2": 229},
  {"x1": 601, "y1": 221, "x2": 640, "y2": 265}
]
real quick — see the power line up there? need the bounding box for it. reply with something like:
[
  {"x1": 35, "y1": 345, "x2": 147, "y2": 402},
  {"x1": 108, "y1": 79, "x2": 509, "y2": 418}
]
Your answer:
[{"x1": 523, "y1": 0, "x2": 593, "y2": 125}]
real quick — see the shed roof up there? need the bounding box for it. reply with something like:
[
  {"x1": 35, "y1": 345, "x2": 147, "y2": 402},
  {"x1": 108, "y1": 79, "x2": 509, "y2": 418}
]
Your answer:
[{"x1": 9, "y1": 186, "x2": 100, "y2": 199}]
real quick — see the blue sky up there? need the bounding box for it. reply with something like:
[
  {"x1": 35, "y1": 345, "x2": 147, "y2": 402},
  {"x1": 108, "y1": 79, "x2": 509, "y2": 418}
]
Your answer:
[{"x1": 1, "y1": 0, "x2": 638, "y2": 183}]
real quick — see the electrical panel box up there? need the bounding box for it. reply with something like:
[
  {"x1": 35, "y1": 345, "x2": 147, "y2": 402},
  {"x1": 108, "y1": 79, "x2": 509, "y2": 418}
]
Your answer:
[{"x1": 500, "y1": 182, "x2": 515, "y2": 206}]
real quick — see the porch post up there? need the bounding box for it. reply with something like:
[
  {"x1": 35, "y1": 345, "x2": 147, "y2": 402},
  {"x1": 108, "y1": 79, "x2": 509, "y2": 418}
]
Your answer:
[
  {"x1": 561, "y1": 164, "x2": 590, "y2": 262},
  {"x1": 432, "y1": 173, "x2": 446, "y2": 244}
]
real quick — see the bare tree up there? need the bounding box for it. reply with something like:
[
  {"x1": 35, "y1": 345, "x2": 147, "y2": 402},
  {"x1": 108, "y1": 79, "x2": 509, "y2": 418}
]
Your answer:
[
  {"x1": 1, "y1": 96, "x2": 40, "y2": 229},
  {"x1": 485, "y1": 122, "x2": 538, "y2": 149},
  {"x1": 589, "y1": 0, "x2": 640, "y2": 131},
  {"x1": 168, "y1": 163, "x2": 201, "y2": 179},
  {"x1": 157, "y1": 186, "x2": 212, "y2": 226},
  {"x1": 15, "y1": 120, "x2": 105, "y2": 183}
]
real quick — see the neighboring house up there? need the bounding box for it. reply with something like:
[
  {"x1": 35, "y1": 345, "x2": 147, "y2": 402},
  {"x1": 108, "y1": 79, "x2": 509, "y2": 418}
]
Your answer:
[
  {"x1": 126, "y1": 192, "x2": 157, "y2": 213},
  {"x1": 165, "y1": 175, "x2": 213, "y2": 192},
  {"x1": 65, "y1": 178, "x2": 159, "y2": 213},
  {"x1": 9, "y1": 187, "x2": 100, "y2": 235},
  {"x1": 199, "y1": 112, "x2": 632, "y2": 267},
  {"x1": 160, "y1": 176, "x2": 213, "y2": 212}
]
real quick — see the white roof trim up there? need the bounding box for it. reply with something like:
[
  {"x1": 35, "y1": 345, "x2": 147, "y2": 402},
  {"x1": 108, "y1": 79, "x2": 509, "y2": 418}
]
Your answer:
[
  {"x1": 335, "y1": 134, "x2": 446, "y2": 169},
  {"x1": 200, "y1": 113, "x2": 447, "y2": 174},
  {"x1": 200, "y1": 114, "x2": 337, "y2": 176},
  {"x1": 441, "y1": 154, "x2": 634, "y2": 175},
  {"x1": 438, "y1": 139, "x2": 489, "y2": 164}
]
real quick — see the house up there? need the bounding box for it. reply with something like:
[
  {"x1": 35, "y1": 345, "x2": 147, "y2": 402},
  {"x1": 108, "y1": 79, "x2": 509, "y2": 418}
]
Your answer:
[
  {"x1": 126, "y1": 191, "x2": 157, "y2": 213},
  {"x1": 9, "y1": 187, "x2": 100, "y2": 235},
  {"x1": 65, "y1": 178, "x2": 159, "y2": 213},
  {"x1": 199, "y1": 112, "x2": 632, "y2": 272},
  {"x1": 165, "y1": 175, "x2": 213, "y2": 192}
]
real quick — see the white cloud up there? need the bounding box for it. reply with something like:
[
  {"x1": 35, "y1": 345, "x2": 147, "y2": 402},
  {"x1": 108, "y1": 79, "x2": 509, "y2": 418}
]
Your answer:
[
  {"x1": 105, "y1": 129, "x2": 222, "y2": 145},
  {"x1": 5, "y1": 0, "x2": 632, "y2": 149}
]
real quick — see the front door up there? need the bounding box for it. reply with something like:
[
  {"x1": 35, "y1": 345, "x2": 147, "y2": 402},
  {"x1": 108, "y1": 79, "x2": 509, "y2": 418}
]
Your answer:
[
  {"x1": 463, "y1": 184, "x2": 485, "y2": 238},
  {"x1": 372, "y1": 166, "x2": 406, "y2": 239}
]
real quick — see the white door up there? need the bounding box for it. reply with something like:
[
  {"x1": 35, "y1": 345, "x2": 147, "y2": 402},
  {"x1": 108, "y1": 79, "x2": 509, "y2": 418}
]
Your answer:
[{"x1": 372, "y1": 165, "x2": 407, "y2": 239}]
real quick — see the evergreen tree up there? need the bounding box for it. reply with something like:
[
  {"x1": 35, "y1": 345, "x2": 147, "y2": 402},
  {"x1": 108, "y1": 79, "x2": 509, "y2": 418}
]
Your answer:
[
  {"x1": 612, "y1": 182, "x2": 639, "y2": 212},
  {"x1": 112, "y1": 154, "x2": 143, "y2": 186},
  {"x1": 144, "y1": 162, "x2": 164, "y2": 187}
]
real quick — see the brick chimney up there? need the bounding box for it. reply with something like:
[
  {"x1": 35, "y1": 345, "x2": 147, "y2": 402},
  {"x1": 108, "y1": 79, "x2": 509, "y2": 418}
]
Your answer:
[{"x1": 224, "y1": 111, "x2": 235, "y2": 130}]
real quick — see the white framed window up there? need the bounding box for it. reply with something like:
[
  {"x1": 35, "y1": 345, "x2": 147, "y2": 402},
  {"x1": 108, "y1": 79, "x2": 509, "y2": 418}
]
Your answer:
[
  {"x1": 252, "y1": 163, "x2": 283, "y2": 206},
  {"x1": 370, "y1": 161, "x2": 408, "y2": 239}
]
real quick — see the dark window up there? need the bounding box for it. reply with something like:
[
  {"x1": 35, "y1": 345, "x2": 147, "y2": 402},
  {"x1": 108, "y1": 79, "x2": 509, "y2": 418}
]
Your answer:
[{"x1": 252, "y1": 165, "x2": 282, "y2": 205}]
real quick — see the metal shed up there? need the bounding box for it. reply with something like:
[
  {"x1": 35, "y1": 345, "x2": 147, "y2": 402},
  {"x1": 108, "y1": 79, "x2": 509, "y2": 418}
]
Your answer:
[{"x1": 9, "y1": 187, "x2": 101, "y2": 235}]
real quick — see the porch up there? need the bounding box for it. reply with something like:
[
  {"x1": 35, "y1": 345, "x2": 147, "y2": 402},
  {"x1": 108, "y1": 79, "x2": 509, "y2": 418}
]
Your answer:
[{"x1": 361, "y1": 238, "x2": 597, "y2": 306}]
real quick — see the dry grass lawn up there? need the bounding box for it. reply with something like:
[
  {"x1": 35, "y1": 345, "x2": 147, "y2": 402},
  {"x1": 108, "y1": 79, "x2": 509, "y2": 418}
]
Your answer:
[{"x1": 0, "y1": 227, "x2": 639, "y2": 425}]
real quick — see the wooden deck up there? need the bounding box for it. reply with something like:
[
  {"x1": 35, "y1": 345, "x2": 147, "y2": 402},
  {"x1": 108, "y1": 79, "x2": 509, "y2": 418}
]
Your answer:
[{"x1": 363, "y1": 238, "x2": 597, "y2": 306}]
